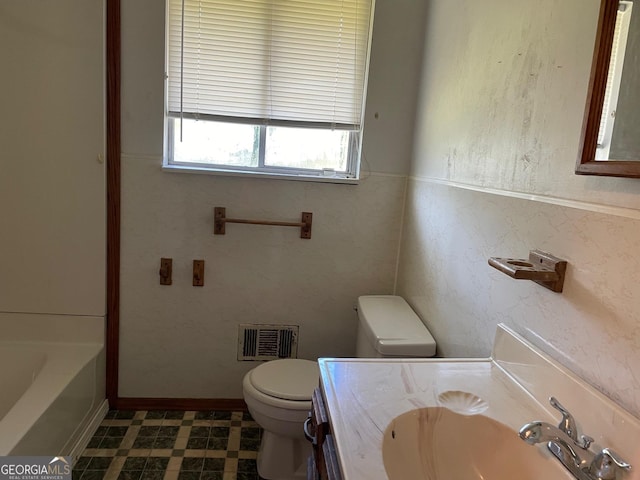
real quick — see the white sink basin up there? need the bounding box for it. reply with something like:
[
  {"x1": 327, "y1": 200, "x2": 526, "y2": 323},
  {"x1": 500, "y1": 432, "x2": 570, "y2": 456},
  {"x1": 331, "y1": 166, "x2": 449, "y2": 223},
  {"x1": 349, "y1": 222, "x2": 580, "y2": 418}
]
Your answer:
[{"x1": 382, "y1": 407, "x2": 573, "y2": 480}]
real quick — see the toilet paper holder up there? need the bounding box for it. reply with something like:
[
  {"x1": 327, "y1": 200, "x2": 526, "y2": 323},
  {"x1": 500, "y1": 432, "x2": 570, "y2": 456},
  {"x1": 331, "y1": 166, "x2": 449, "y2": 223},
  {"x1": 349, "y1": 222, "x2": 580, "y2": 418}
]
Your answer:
[{"x1": 488, "y1": 250, "x2": 567, "y2": 293}]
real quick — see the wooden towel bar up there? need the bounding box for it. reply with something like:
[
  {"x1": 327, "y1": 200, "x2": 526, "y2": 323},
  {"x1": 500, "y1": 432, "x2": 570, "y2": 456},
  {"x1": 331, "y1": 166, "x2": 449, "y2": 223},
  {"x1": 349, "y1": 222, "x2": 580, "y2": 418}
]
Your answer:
[{"x1": 214, "y1": 207, "x2": 313, "y2": 239}]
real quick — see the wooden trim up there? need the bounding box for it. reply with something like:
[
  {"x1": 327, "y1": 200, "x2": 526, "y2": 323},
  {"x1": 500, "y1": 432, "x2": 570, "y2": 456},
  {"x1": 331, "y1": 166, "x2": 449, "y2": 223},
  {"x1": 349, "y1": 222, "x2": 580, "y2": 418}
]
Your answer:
[
  {"x1": 576, "y1": 0, "x2": 640, "y2": 177},
  {"x1": 576, "y1": 0, "x2": 615, "y2": 173},
  {"x1": 103, "y1": 3, "x2": 249, "y2": 411},
  {"x1": 106, "y1": 0, "x2": 121, "y2": 405},
  {"x1": 112, "y1": 398, "x2": 248, "y2": 412}
]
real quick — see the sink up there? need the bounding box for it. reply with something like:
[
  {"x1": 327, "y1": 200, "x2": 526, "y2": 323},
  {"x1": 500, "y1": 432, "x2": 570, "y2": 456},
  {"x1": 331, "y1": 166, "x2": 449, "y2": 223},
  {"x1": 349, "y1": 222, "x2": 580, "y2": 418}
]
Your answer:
[{"x1": 382, "y1": 407, "x2": 573, "y2": 480}]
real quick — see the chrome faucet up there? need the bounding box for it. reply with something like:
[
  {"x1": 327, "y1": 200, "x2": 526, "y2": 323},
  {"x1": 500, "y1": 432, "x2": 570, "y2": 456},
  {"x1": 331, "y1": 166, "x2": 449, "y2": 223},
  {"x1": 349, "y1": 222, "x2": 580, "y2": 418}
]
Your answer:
[{"x1": 519, "y1": 397, "x2": 631, "y2": 480}]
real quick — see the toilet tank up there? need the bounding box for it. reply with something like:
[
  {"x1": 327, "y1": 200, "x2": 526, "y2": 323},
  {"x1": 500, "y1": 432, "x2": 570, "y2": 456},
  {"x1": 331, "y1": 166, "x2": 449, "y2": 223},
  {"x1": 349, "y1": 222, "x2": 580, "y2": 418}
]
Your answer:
[{"x1": 355, "y1": 295, "x2": 436, "y2": 358}]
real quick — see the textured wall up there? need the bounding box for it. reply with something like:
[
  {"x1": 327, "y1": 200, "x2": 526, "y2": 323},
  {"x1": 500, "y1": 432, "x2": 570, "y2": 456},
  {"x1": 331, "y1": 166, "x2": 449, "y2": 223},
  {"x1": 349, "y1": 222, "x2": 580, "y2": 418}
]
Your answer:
[
  {"x1": 119, "y1": 159, "x2": 405, "y2": 397},
  {"x1": 398, "y1": 0, "x2": 640, "y2": 418},
  {"x1": 411, "y1": 0, "x2": 640, "y2": 208},
  {"x1": 118, "y1": 0, "x2": 426, "y2": 397},
  {"x1": 398, "y1": 182, "x2": 640, "y2": 415},
  {"x1": 0, "y1": 1, "x2": 105, "y2": 316}
]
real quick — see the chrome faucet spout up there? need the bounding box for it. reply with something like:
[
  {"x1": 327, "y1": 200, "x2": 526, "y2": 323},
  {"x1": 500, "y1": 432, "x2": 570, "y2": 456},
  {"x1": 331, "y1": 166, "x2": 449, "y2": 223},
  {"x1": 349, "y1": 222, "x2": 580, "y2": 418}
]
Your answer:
[{"x1": 519, "y1": 421, "x2": 593, "y2": 480}]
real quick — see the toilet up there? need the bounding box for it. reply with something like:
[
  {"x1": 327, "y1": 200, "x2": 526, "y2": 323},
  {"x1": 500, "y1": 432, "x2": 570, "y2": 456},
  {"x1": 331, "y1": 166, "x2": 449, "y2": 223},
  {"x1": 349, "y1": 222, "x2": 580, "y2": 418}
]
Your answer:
[{"x1": 242, "y1": 295, "x2": 436, "y2": 480}]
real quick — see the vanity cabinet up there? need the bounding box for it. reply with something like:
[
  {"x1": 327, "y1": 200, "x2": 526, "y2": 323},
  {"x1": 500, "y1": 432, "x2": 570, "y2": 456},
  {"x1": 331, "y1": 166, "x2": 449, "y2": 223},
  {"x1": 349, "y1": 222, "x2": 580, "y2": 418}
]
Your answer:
[{"x1": 306, "y1": 388, "x2": 342, "y2": 480}]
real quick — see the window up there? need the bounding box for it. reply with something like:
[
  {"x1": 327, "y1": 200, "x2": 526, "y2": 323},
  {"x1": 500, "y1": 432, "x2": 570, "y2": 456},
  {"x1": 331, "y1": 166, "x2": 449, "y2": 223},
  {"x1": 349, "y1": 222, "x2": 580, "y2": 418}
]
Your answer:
[{"x1": 165, "y1": 0, "x2": 374, "y2": 180}]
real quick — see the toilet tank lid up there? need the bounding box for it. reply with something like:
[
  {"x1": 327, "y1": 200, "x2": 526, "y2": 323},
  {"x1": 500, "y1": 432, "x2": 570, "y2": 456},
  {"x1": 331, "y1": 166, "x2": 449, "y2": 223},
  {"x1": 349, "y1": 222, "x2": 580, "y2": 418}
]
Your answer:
[
  {"x1": 357, "y1": 295, "x2": 436, "y2": 356},
  {"x1": 249, "y1": 359, "x2": 319, "y2": 401}
]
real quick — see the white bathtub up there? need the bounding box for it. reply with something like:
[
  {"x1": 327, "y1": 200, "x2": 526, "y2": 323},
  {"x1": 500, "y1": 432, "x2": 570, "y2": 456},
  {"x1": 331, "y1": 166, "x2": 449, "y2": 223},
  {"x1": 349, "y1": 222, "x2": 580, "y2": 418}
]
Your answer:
[{"x1": 0, "y1": 313, "x2": 107, "y2": 457}]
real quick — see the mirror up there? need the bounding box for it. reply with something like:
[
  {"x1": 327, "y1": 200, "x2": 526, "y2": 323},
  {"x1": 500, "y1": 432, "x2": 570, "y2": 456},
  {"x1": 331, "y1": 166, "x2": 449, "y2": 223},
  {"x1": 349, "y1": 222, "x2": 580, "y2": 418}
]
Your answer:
[{"x1": 576, "y1": 0, "x2": 640, "y2": 177}]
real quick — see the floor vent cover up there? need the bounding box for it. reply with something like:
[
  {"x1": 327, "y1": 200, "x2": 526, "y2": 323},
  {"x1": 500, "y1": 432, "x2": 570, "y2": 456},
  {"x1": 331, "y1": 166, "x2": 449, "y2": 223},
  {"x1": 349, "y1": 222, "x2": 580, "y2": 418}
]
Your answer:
[{"x1": 238, "y1": 324, "x2": 299, "y2": 361}]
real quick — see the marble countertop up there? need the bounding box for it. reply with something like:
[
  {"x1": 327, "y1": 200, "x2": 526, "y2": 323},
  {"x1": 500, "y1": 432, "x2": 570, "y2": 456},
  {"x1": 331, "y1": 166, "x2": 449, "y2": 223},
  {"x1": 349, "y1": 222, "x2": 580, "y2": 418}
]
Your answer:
[{"x1": 318, "y1": 324, "x2": 640, "y2": 480}]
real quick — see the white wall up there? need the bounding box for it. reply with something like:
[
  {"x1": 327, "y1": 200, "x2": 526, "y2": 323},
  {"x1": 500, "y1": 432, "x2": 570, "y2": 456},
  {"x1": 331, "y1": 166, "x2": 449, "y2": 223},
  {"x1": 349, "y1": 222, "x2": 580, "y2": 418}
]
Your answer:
[
  {"x1": 0, "y1": 2, "x2": 106, "y2": 454},
  {"x1": 397, "y1": 0, "x2": 640, "y2": 417},
  {"x1": 0, "y1": 1, "x2": 106, "y2": 317},
  {"x1": 118, "y1": 0, "x2": 427, "y2": 398}
]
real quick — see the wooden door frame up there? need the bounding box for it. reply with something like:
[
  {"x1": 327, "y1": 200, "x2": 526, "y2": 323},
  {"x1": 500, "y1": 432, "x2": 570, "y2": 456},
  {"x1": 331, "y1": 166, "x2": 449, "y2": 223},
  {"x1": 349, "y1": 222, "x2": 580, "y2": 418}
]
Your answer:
[
  {"x1": 105, "y1": 1, "x2": 244, "y2": 410},
  {"x1": 106, "y1": 0, "x2": 121, "y2": 406}
]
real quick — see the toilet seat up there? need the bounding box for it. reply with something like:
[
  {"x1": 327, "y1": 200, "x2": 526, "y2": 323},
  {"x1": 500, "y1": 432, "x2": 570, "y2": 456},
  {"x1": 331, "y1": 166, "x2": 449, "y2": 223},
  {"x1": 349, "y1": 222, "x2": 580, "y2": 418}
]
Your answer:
[{"x1": 249, "y1": 359, "x2": 319, "y2": 401}]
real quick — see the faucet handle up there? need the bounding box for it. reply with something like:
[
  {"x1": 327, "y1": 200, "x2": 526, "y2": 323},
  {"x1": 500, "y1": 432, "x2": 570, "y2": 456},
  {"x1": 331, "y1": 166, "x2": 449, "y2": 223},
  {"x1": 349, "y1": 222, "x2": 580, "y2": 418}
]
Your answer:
[
  {"x1": 589, "y1": 448, "x2": 631, "y2": 480},
  {"x1": 549, "y1": 397, "x2": 579, "y2": 441},
  {"x1": 579, "y1": 434, "x2": 594, "y2": 449}
]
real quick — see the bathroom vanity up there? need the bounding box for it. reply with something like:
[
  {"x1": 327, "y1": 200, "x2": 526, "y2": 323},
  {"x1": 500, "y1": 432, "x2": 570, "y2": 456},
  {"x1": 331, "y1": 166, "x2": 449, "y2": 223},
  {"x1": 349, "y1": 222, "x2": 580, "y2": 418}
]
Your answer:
[
  {"x1": 305, "y1": 388, "x2": 341, "y2": 480},
  {"x1": 307, "y1": 325, "x2": 640, "y2": 480}
]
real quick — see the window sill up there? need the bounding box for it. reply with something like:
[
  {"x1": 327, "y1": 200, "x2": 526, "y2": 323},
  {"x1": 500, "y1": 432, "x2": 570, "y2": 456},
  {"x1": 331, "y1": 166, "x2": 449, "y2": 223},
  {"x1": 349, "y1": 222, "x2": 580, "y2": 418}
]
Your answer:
[{"x1": 161, "y1": 164, "x2": 360, "y2": 185}]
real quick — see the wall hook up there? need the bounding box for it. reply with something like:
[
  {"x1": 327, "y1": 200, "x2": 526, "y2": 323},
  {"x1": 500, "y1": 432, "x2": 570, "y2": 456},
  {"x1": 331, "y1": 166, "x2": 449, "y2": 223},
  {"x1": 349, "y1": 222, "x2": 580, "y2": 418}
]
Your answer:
[
  {"x1": 159, "y1": 258, "x2": 172, "y2": 285},
  {"x1": 193, "y1": 260, "x2": 205, "y2": 287},
  {"x1": 488, "y1": 250, "x2": 567, "y2": 293}
]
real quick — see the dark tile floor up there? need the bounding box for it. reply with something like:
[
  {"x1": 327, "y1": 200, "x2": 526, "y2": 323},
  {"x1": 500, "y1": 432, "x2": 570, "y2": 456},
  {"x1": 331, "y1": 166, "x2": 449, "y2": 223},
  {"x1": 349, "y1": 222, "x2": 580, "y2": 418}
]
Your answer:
[{"x1": 72, "y1": 410, "x2": 263, "y2": 480}]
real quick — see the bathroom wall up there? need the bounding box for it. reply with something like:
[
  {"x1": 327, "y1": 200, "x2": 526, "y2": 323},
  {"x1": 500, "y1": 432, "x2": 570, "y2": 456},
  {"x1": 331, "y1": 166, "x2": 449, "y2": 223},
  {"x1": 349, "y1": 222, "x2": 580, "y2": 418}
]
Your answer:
[
  {"x1": 396, "y1": 0, "x2": 640, "y2": 417},
  {"x1": 118, "y1": 0, "x2": 427, "y2": 398},
  {"x1": 0, "y1": 0, "x2": 106, "y2": 316},
  {"x1": 0, "y1": 0, "x2": 107, "y2": 452}
]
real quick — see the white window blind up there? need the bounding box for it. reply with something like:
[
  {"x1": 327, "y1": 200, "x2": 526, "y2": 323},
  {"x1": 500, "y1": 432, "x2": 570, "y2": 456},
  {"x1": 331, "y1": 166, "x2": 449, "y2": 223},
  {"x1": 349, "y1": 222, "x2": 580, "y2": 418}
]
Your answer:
[{"x1": 167, "y1": 0, "x2": 373, "y2": 130}]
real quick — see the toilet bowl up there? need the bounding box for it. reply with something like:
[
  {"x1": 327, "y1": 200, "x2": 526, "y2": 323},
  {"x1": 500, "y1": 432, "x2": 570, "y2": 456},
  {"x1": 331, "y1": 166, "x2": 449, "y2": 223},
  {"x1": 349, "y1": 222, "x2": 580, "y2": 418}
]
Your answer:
[
  {"x1": 243, "y1": 359, "x2": 319, "y2": 480},
  {"x1": 242, "y1": 295, "x2": 436, "y2": 480}
]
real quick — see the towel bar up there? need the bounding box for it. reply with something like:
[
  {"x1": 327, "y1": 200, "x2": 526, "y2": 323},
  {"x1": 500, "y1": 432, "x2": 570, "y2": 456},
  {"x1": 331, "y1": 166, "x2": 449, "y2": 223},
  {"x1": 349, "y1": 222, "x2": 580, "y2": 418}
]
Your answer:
[{"x1": 214, "y1": 207, "x2": 313, "y2": 239}]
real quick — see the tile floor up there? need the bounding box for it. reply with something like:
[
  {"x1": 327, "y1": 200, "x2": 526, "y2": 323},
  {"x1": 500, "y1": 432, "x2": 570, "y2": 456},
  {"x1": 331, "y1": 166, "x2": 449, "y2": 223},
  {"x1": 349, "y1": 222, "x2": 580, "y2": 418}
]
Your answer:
[{"x1": 72, "y1": 410, "x2": 263, "y2": 480}]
